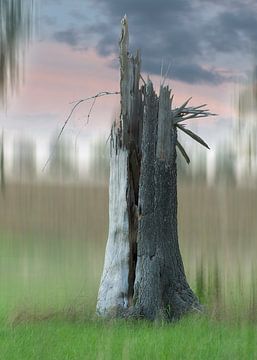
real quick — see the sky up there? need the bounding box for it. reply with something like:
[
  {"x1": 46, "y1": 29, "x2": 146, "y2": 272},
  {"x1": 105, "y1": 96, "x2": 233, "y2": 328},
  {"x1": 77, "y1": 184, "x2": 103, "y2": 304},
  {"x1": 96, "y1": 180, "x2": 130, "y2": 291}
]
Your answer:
[{"x1": 1, "y1": 0, "x2": 257, "y2": 150}]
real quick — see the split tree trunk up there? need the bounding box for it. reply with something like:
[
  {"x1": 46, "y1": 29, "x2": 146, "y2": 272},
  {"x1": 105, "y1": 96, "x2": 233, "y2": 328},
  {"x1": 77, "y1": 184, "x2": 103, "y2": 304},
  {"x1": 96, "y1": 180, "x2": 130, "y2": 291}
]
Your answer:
[
  {"x1": 96, "y1": 17, "x2": 201, "y2": 320},
  {"x1": 134, "y1": 84, "x2": 200, "y2": 320},
  {"x1": 96, "y1": 17, "x2": 143, "y2": 315}
]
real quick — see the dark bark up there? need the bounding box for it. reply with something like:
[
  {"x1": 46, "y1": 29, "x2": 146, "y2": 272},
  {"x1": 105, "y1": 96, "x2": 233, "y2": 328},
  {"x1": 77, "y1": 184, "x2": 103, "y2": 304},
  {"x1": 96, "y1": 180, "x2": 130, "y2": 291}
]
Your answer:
[
  {"x1": 133, "y1": 81, "x2": 159, "y2": 319},
  {"x1": 133, "y1": 84, "x2": 201, "y2": 320}
]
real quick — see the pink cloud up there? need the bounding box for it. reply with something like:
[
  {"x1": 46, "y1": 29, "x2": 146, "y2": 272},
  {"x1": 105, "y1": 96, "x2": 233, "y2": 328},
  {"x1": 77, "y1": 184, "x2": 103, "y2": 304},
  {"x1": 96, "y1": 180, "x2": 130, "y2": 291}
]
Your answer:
[
  {"x1": 7, "y1": 42, "x2": 120, "y2": 133},
  {"x1": 4, "y1": 41, "x2": 235, "y2": 137}
]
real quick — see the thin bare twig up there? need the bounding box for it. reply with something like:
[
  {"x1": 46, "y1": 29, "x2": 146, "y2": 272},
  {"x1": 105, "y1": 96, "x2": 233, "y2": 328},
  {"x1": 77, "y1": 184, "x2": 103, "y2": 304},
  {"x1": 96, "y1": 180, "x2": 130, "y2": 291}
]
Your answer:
[
  {"x1": 162, "y1": 61, "x2": 172, "y2": 86},
  {"x1": 41, "y1": 142, "x2": 58, "y2": 172},
  {"x1": 42, "y1": 90, "x2": 120, "y2": 171},
  {"x1": 60, "y1": 91, "x2": 120, "y2": 141},
  {"x1": 69, "y1": 91, "x2": 120, "y2": 105},
  {"x1": 87, "y1": 97, "x2": 97, "y2": 124},
  {"x1": 160, "y1": 58, "x2": 164, "y2": 87}
]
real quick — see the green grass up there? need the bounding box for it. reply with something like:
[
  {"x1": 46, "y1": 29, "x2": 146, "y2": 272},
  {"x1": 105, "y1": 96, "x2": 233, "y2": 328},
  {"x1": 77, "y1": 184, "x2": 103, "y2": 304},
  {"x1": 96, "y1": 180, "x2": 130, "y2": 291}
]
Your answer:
[
  {"x1": 0, "y1": 317, "x2": 257, "y2": 359},
  {"x1": 0, "y1": 227, "x2": 256, "y2": 360},
  {"x1": 0, "y1": 231, "x2": 101, "y2": 320}
]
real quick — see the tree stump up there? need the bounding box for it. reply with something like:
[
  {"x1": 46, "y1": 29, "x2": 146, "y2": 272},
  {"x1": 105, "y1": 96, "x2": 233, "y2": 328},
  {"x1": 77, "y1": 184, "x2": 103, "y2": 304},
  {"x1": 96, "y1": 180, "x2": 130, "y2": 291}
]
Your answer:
[{"x1": 96, "y1": 16, "x2": 211, "y2": 320}]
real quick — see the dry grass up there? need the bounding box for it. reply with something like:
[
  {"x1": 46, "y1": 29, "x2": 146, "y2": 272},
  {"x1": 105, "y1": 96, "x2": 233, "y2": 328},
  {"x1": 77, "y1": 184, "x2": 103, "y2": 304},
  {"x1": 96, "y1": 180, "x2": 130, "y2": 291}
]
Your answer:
[
  {"x1": 0, "y1": 183, "x2": 108, "y2": 241},
  {"x1": 0, "y1": 181, "x2": 257, "y2": 320},
  {"x1": 1, "y1": 181, "x2": 257, "y2": 271}
]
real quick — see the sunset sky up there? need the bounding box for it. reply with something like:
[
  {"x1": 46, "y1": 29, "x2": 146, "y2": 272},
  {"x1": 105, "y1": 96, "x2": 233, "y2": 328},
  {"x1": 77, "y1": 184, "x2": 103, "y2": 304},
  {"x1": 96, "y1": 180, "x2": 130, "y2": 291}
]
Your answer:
[{"x1": 1, "y1": 0, "x2": 257, "y2": 150}]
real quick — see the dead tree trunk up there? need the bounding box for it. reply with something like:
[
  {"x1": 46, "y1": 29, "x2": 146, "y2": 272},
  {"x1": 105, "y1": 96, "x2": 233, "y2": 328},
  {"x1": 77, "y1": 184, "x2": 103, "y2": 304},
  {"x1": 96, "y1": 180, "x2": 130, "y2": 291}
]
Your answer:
[
  {"x1": 134, "y1": 84, "x2": 200, "y2": 320},
  {"x1": 97, "y1": 17, "x2": 210, "y2": 320},
  {"x1": 96, "y1": 17, "x2": 143, "y2": 315}
]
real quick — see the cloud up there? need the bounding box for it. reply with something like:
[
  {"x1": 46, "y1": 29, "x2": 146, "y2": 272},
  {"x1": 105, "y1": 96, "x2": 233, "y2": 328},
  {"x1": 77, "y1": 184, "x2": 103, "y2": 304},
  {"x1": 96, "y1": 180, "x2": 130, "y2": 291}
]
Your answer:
[
  {"x1": 53, "y1": 28, "x2": 80, "y2": 47},
  {"x1": 203, "y1": 7, "x2": 257, "y2": 53},
  {"x1": 143, "y1": 59, "x2": 226, "y2": 84},
  {"x1": 42, "y1": 15, "x2": 57, "y2": 26},
  {"x1": 51, "y1": 0, "x2": 257, "y2": 85}
]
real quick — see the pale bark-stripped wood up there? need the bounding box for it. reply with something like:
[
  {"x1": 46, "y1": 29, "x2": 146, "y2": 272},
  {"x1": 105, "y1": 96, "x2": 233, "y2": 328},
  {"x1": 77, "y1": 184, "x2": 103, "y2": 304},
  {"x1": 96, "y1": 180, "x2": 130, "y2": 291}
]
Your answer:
[
  {"x1": 96, "y1": 16, "x2": 142, "y2": 316},
  {"x1": 96, "y1": 144, "x2": 129, "y2": 315},
  {"x1": 119, "y1": 16, "x2": 141, "y2": 149},
  {"x1": 119, "y1": 16, "x2": 130, "y2": 146}
]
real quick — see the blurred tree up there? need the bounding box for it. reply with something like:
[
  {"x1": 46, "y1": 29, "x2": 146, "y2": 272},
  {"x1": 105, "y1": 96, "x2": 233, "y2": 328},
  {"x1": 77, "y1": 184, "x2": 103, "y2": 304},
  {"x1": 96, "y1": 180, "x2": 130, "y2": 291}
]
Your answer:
[
  {"x1": 0, "y1": 0, "x2": 34, "y2": 106},
  {"x1": 177, "y1": 142, "x2": 207, "y2": 185},
  {"x1": 215, "y1": 142, "x2": 235, "y2": 186},
  {"x1": 235, "y1": 66, "x2": 257, "y2": 184},
  {"x1": 89, "y1": 139, "x2": 109, "y2": 185},
  {"x1": 12, "y1": 137, "x2": 36, "y2": 182},
  {"x1": 177, "y1": 142, "x2": 192, "y2": 184},
  {"x1": 192, "y1": 147, "x2": 207, "y2": 184},
  {"x1": 48, "y1": 135, "x2": 78, "y2": 182},
  {"x1": 0, "y1": 131, "x2": 5, "y2": 192}
]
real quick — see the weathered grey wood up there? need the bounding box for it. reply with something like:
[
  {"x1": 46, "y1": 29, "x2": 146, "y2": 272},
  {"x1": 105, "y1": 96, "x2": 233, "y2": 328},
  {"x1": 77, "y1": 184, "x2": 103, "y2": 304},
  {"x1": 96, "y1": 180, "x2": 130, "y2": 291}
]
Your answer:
[
  {"x1": 156, "y1": 86, "x2": 172, "y2": 161},
  {"x1": 119, "y1": 16, "x2": 130, "y2": 146},
  {"x1": 119, "y1": 16, "x2": 143, "y2": 305},
  {"x1": 119, "y1": 17, "x2": 141, "y2": 148},
  {"x1": 96, "y1": 16, "x2": 143, "y2": 316},
  {"x1": 96, "y1": 144, "x2": 130, "y2": 315}
]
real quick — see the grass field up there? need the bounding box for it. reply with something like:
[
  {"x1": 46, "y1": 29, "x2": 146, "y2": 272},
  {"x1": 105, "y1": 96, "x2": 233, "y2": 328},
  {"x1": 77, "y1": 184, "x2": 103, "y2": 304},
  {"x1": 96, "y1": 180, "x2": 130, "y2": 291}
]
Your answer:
[
  {"x1": 0, "y1": 182, "x2": 257, "y2": 358},
  {"x1": 1, "y1": 316, "x2": 257, "y2": 359}
]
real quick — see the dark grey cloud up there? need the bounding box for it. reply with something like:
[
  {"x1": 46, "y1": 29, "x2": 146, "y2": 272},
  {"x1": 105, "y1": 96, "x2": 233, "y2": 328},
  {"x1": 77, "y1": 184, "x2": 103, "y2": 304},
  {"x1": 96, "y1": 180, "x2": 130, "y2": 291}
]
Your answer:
[
  {"x1": 173, "y1": 64, "x2": 226, "y2": 85},
  {"x1": 51, "y1": 0, "x2": 257, "y2": 85},
  {"x1": 53, "y1": 28, "x2": 80, "y2": 46},
  {"x1": 196, "y1": 0, "x2": 257, "y2": 8},
  {"x1": 204, "y1": 7, "x2": 257, "y2": 53},
  {"x1": 42, "y1": 15, "x2": 57, "y2": 26},
  {"x1": 144, "y1": 58, "x2": 226, "y2": 84},
  {"x1": 69, "y1": 9, "x2": 87, "y2": 22},
  {"x1": 92, "y1": 0, "x2": 191, "y2": 20}
]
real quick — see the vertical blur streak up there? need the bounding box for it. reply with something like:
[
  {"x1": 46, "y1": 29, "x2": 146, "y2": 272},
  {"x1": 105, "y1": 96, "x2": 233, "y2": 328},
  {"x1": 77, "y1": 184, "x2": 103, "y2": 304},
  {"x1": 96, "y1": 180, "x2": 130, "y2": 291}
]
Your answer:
[
  {"x1": 235, "y1": 67, "x2": 257, "y2": 186},
  {"x1": 0, "y1": 131, "x2": 5, "y2": 194},
  {"x1": 0, "y1": 0, "x2": 34, "y2": 106}
]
